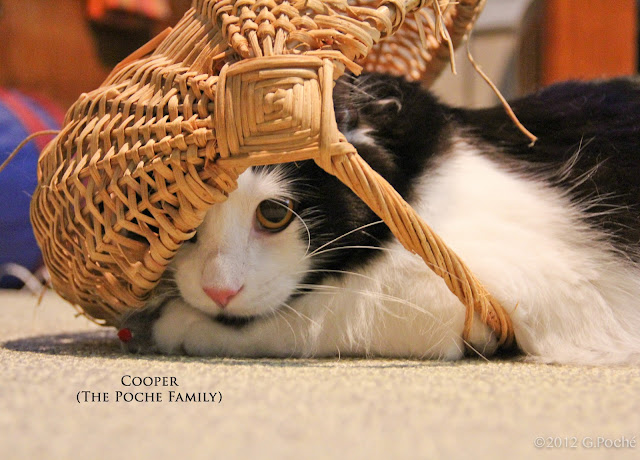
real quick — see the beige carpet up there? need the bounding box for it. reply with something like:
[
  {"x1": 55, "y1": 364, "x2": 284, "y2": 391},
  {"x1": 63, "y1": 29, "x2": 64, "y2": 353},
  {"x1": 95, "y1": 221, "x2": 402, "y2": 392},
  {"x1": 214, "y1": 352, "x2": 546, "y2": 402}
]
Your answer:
[{"x1": 1, "y1": 290, "x2": 639, "y2": 460}]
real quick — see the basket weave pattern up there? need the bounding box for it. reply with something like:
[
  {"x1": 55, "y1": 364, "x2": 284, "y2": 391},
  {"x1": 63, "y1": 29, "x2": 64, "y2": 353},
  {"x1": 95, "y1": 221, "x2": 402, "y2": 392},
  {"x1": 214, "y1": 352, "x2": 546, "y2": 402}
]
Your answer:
[{"x1": 31, "y1": 0, "x2": 514, "y2": 348}]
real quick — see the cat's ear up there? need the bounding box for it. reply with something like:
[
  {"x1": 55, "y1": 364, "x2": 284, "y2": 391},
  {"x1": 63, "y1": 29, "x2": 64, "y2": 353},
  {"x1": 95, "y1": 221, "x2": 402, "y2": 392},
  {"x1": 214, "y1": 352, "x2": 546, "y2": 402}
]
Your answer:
[
  {"x1": 365, "y1": 97, "x2": 402, "y2": 122},
  {"x1": 375, "y1": 98, "x2": 402, "y2": 114},
  {"x1": 362, "y1": 97, "x2": 402, "y2": 124}
]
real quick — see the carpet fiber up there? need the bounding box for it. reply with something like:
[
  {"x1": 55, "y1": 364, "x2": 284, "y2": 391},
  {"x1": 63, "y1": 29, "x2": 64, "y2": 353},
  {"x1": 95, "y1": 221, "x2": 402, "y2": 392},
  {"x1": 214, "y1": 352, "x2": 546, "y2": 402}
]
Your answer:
[{"x1": 1, "y1": 290, "x2": 639, "y2": 459}]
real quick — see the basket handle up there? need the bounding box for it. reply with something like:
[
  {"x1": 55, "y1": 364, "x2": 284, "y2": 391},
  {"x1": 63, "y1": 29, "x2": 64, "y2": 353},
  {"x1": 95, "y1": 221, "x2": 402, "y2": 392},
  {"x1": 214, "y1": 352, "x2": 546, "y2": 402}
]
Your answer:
[
  {"x1": 205, "y1": 0, "x2": 485, "y2": 82},
  {"x1": 316, "y1": 146, "x2": 515, "y2": 349}
]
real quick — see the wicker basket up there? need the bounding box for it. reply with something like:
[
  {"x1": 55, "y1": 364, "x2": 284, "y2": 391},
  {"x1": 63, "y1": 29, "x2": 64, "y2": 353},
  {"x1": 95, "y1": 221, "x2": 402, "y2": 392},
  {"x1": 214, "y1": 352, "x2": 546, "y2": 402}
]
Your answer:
[{"x1": 30, "y1": 0, "x2": 515, "y2": 349}]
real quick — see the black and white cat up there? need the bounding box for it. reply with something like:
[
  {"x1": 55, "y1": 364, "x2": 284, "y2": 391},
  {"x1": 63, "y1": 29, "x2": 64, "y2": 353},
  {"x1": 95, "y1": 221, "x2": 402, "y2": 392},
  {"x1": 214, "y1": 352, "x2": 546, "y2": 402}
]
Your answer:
[{"x1": 122, "y1": 73, "x2": 640, "y2": 364}]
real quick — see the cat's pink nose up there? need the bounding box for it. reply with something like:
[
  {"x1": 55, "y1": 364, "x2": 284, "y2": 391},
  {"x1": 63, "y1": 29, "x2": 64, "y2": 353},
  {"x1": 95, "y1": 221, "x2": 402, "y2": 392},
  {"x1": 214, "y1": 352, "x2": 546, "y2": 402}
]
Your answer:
[{"x1": 203, "y1": 286, "x2": 241, "y2": 307}]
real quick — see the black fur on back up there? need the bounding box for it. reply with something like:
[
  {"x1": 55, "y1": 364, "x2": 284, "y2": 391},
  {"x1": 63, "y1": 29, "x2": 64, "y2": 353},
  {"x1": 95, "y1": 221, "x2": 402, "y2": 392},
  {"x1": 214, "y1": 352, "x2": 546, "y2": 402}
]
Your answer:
[{"x1": 457, "y1": 78, "x2": 640, "y2": 256}]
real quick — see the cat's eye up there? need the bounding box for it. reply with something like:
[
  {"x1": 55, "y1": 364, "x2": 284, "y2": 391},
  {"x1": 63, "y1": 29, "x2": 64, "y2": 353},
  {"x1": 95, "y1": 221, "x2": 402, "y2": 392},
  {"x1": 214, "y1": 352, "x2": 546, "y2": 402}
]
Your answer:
[{"x1": 255, "y1": 199, "x2": 295, "y2": 232}]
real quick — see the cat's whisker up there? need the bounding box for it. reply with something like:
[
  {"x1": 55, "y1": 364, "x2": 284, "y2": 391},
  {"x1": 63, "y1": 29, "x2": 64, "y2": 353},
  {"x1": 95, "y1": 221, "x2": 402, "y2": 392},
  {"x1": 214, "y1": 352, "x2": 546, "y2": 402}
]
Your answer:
[
  {"x1": 360, "y1": 230, "x2": 385, "y2": 246},
  {"x1": 303, "y1": 220, "x2": 384, "y2": 260},
  {"x1": 273, "y1": 308, "x2": 299, "y2": 351},
  {"x1": 414, "y1": 319, "x2": 491, "y2": 362},
  {"x1": 280, "y1": 302, "x2": 320, "y2": 328},
  {"x1": 414, "y1": 332, "x2": 449, "y2": 360},
  {"x1": 461, "y1": 338, "x2": 492, "y2": 362},
  {"x1": 305, "y1": 252, "x2": 479, "y2": 294},
  {"x1": 295, "y1": 283, "x2": 441, "y2": 323},
  {"x1": 306, "y1": 244, "x2": 397, "y2": 259},
  {"x1": 294, "y1": 213, "x2": 312, "y2": 257},
  {"x1": 271, "y1": 199, "x2": 312, "y2": 256},
  {"x1": 293, "y1": 268, "x2": 395, "y2": 291}
]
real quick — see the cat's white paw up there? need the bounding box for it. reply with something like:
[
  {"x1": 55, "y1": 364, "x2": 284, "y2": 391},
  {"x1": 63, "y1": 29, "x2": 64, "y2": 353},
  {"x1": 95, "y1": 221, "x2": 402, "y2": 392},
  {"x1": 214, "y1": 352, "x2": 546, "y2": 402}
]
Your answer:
[
  {"x1": 152, "y1": 299, "x2": 257, "y2": 356},
  {"x1": 152, "y1": 300, "x2": 212, "y2": 354}
]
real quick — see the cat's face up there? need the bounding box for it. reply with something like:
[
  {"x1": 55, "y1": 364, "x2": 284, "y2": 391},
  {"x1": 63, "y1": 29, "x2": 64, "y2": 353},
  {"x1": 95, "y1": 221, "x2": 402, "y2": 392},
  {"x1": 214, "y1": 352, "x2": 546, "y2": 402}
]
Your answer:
[
  {"x1": 164, "y1": 73, "x2": 434, "y2": 322},
  {"x1": 170, "y1": 167, "x2": 311, "y2": 320},
  {"x1": 169, "y1": 155, "x2": 395, "y2": 322}
]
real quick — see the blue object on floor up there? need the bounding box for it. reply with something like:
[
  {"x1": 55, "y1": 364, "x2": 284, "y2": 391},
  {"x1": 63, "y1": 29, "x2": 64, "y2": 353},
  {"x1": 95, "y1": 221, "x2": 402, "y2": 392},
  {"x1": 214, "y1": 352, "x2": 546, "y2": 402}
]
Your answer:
[{"x1": 0, "y1": 89, "x2": 63, "y2": 288}]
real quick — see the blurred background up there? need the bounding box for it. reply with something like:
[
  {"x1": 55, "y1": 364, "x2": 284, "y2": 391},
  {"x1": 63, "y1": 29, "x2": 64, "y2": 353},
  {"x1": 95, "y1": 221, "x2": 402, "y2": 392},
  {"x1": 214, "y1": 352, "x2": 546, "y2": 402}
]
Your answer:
[
  {"x1": 0, "y1": 0, "x2": 638, "y2": 289},
  {"x1": 433, "y1": 0, "x2": 637, "y2": 105}
]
